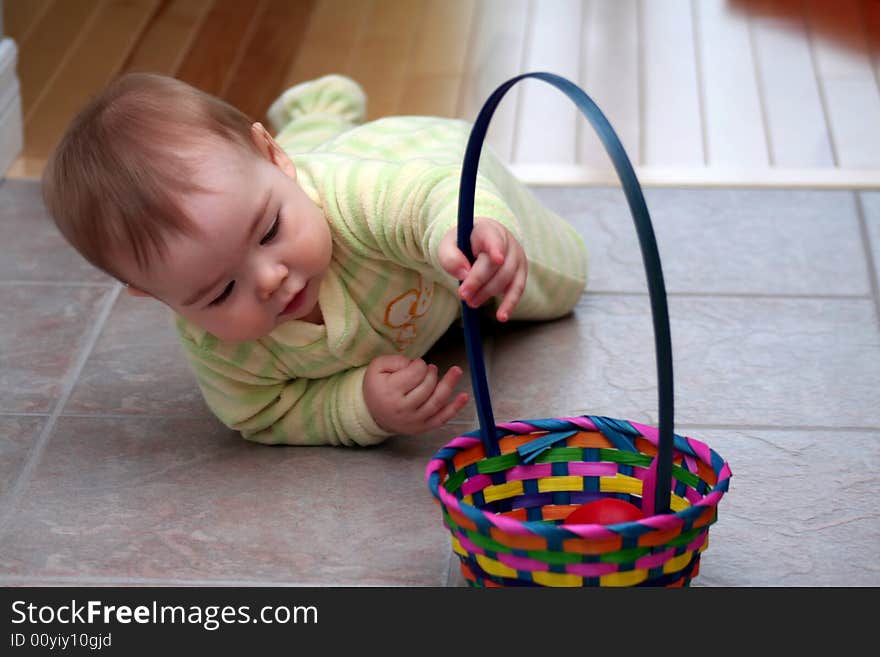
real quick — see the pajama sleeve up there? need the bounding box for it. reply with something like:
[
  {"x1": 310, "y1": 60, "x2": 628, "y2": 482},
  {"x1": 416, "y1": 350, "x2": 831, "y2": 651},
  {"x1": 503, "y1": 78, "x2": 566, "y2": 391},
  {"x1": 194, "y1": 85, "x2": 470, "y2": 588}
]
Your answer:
[{"x1": 177, "y1": 324, "x2": 391, "y2": 447}]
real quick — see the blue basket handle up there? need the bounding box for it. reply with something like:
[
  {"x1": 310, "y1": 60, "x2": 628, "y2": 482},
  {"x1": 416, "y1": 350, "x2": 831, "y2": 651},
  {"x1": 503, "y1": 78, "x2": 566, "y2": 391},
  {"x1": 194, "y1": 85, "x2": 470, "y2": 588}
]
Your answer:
[{"x1": 457, "y1": 72, "x2": 674, "y2": 515}]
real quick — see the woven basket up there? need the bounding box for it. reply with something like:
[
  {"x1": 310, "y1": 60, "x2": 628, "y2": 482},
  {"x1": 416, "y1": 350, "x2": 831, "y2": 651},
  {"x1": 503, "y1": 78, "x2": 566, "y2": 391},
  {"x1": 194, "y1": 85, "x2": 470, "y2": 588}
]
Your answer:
[{"x1": 425, "y1": 72, "x2": 731, "y2": 587}]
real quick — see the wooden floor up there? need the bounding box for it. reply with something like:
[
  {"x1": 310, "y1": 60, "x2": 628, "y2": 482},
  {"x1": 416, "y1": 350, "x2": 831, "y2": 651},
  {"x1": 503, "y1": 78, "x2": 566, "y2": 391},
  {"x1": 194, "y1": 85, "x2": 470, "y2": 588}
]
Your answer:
[{"x1": 4, "y1": 0, "x2": 880, "y2": 187}]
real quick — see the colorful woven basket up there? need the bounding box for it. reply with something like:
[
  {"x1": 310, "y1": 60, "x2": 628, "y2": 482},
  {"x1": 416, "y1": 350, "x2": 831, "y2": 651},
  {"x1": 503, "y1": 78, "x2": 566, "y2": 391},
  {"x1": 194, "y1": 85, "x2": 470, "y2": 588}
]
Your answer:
[{"x1": 425, "y1": 72, "x2": 732, "y2": 587}]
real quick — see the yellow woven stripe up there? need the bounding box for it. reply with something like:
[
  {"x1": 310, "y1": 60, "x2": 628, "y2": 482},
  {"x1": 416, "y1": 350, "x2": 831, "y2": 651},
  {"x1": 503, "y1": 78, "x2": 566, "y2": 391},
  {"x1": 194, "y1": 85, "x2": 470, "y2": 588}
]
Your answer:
[
  {"x1": 597, "y1": 476, "x2": 691, "y2": 513},
  {"x1": 451, "y1": 535, "x2": 467, "y2": 557},
  {"x1": 482, "y1": 480, "x2": 525, "y2": 503},
  {"x1": 536, "y1": 476, "x2": 583, "y2": 493},
  {"x1": 475, "y1": 554, "x2": 518, "y2": 579},
  {"x1": 532, "y1": 571, "x2": 583, "y2": 587},
  {"x1": 670, "y1": 495, "x2": 690, "y2": 512},
  {"x1": 663, "y1": 551, "x2": 693, "y2": 574},
  {"x1": 599, "y1": 474, "x2": 643, "y2": 496},
  {"x1": 599, "y1": 568, "x2": 649, "y2": 587}
]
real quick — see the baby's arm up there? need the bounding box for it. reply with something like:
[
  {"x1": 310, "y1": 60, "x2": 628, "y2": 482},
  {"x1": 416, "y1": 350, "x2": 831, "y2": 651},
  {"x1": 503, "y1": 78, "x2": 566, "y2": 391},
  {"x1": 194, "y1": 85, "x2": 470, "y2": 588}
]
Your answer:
[{"x1": 179, "y1": 334, "x2": 390, "y2": 446}]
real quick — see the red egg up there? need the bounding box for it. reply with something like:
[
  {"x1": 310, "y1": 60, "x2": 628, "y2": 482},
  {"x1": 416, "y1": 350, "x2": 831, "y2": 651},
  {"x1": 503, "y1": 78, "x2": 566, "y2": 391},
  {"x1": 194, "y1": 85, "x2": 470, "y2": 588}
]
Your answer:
[{"x1": 563, "y1": 498, "x2": 645, "y2": 525}]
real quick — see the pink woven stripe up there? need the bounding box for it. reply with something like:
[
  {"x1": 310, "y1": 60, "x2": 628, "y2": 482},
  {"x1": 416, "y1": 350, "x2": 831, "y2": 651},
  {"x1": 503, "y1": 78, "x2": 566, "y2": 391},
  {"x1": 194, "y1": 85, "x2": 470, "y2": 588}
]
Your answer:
[
  {"x1": 568, "y1": 462, "x2": 618, "y2": 477},
  {"x1": 491, "y1": 513, "x2": 539, "y2": 536},
  {"x1": 565, "y1": 561, "x2": 619, "y2": 577},
  {"x1": 457, "y1": 534, "x2": 484, "y2": 556},
  {"x1": 688, "y1": 438, "x2": 713, "y2": 467},
  {"x1": 560, "y1": 416, "x2": 598, "y2": 431},
  {"x1": 439, "y1": 488, "x2": 463, "y2": 514},
  {"x1": 448, "y1": 435, "x2": 481, "y2": 449},
  {"x1": 498, "y1": 553, "x2": 549, "y2": 572},
  {"x1": 637, "y1": 512, "x2": 684, "y2": 532},
  {"x1": 629, "y1": 420, "x2": 657, "y2": 444},
  {"x1": 635, "y1": 547, "x2": 675, "y2": 569},
  {"x1": 507, "y1": 463, "x2": 553, "y2": 481},
  {"x1": 719, "y1": 462, "x2": 732, "y2": 479},
  {"x1": 460, "y1": 474, "x2": 493, "y2": 496},
  {"x1": 685, "y1": 488, "x2": 703, "y2": 504},
  {"x1": 499, "y1": 421, "x2": 539, "y2": 433},
  {"x1": 687, "y1": 530, "x2": 708, "y2": 552},
  {"x1": 561, "y1": 524, "x2": 619, "y2": 540}
]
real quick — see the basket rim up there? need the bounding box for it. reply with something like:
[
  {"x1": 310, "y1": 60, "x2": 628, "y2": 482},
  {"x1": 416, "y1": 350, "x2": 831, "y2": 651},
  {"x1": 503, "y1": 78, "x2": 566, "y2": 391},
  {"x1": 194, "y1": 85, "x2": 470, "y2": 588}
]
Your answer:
[{"x1": 425, "y1": 415, "x2": 731, "y2": 541}]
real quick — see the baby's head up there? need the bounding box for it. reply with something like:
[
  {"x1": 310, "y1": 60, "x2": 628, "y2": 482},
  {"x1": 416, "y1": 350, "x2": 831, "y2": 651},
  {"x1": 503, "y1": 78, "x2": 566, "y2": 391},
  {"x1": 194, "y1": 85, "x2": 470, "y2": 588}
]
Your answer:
[{"x1": 43, "y1": 72, "x2": 332, "y2": 342}]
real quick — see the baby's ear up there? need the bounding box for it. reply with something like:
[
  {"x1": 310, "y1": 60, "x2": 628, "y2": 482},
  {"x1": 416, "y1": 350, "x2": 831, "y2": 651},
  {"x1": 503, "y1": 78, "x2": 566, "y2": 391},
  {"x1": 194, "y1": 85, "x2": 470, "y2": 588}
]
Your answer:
[{"x1": 250, "y1": 122, "x2": 297, "y2": 180}]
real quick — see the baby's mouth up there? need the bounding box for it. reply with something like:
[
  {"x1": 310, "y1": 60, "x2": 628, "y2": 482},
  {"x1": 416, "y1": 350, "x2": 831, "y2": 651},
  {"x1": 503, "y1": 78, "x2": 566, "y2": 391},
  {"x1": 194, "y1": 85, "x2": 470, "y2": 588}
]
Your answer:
[{"x1": 280, "y1": 285, "x2": 307, "y2": 316}]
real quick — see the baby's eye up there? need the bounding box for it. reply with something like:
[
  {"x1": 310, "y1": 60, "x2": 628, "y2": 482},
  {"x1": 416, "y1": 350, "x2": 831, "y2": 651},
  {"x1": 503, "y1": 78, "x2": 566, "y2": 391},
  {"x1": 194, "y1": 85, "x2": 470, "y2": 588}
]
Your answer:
[
  {"x1": 260, "y1": 215, "x2": 281, "y2": 245},
  {"x1": 209, "y1": 281, "x2": 235, "y2": 306}
]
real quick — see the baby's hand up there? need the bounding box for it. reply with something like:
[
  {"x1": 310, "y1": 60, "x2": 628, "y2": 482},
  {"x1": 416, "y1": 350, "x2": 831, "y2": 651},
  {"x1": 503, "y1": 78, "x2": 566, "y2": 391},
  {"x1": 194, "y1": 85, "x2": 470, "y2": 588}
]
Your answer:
[
  {"x1": 363, "y1": 355, "x2": 469, "y2": 435},
  {"x1": 438, "y1": 217, "x2": 527, "y2": 322}
]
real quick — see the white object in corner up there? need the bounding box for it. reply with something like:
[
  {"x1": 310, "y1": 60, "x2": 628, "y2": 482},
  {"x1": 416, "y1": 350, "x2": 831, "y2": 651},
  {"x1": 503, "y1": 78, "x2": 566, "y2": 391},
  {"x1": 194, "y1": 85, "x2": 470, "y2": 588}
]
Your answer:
[{"x1": 0, "y1": 38, "x2": 23, "y2": 178}]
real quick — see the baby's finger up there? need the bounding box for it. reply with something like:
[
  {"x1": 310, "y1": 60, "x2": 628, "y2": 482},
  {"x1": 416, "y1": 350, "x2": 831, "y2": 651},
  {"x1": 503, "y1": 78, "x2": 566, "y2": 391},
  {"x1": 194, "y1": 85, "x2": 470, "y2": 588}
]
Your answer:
[
  {"x1": 459, "y1": 252, "x2": 498, "y2": 306},
  {"x1": 467, "y1": 249, "x2": 520, "y2": 309},
  {"x1": 495, "y1": 262, "x2": 527, "y2": 322},
  {"x1": 417, "y1": 365, "x2": 465, "y2": 419},
  {"x1": 389, "y1": 358, "x2": 429, "y2": 393},
  {"x1": 403, "y1": 363, "x2": 439, "y2": 407},
  {"x1": 424, "y1": 391, "x2": 470, "y2": 430},
  {"x1": 471, "y1": 223, "x2": 507, "y2": 266}
]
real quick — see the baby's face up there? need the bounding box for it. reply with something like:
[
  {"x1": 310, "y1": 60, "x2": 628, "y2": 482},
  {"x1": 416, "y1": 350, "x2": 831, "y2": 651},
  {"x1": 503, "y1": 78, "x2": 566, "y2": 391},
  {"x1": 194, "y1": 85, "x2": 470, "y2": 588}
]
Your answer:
[{"x1": 121, "y1": 134, "x2": 332, "y2": 342}]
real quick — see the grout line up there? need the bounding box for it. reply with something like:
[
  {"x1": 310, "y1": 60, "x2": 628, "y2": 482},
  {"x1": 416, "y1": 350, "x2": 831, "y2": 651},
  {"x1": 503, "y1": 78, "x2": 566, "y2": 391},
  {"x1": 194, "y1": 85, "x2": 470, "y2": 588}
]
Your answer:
[
  {"x1": 23, "y1": 0, "x2": 104, "y2": 126},
  {"x1": 167, "y1": 0, "x2": 215, "y2": 78},
  {"x1": 804, "y1": 0, "x2": 841, "y2": 167},
  {"x1": 0, "y1": 411, "x2": 50, "y2": 418},
  {"x1": 218, "y1": 0, "x2": 269, "y2": 100},
  {"x1": 15, "y1": 0, "x2": 54, "y2": 47},
  {"x1": 690, "y1": 0, "x2": 709, "y2": 167},
  {"x1": 855, "y1": 191, "x2": 880, "y2": 330},
  {"x1": 746, "y1": 4, "x2": 775, "y2": 167},
  {"x1": 0, "y1": 283, "x2": 122, "y2": 535}
]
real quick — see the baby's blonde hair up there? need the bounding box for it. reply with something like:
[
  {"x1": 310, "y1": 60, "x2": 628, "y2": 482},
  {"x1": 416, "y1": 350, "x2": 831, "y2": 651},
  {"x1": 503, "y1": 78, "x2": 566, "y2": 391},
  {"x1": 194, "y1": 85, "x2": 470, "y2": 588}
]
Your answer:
[{"x1": 42, "y1": 72, "x2": 260, "y2": 284}]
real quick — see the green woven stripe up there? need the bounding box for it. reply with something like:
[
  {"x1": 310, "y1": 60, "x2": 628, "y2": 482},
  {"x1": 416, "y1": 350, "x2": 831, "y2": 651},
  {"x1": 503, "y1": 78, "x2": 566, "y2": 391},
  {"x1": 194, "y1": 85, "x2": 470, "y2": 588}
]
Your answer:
[
  {"x1": 443, "y1": 468, "x2": 467, "y2": 494},
  {"x1": 599, "y1": 545, "x2": 651, "y2": 563},
  {"x1": 474, "y1": 452, "x2": 520, "y2": 474},
  {"x1": 597, "y1": 448, "x2": 653, "y2": 467},
  {"x1": 671, "y1": 464, "x2": 701, "y2": 488}
]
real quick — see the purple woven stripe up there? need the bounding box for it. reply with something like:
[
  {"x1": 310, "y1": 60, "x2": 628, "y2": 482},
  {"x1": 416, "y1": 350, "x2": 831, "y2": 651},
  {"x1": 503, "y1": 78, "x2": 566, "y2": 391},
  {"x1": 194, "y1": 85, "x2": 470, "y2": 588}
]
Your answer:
[
  {"x1": 568, "y1": 462, "x2": 618, "y2": 477},
  {"x1": 565, "y1": 561, "x2": 619, "y2": 577},
  {"x1": 507, "y1": 463, "x2": 554, "y2": 480}
]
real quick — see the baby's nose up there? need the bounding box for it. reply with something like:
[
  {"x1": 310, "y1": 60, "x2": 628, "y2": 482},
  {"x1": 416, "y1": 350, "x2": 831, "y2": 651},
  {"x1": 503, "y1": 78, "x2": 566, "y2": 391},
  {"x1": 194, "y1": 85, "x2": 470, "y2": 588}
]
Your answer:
[{"x1": 257, "y1": 262, "x2": 288, "y2": 300}]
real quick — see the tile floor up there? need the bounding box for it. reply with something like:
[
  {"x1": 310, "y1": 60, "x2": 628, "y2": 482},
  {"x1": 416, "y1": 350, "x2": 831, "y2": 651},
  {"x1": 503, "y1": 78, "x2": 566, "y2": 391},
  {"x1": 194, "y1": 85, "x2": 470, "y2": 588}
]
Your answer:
[{"x1": 0, "y1": 179, "x2": 878, "y2": 586}]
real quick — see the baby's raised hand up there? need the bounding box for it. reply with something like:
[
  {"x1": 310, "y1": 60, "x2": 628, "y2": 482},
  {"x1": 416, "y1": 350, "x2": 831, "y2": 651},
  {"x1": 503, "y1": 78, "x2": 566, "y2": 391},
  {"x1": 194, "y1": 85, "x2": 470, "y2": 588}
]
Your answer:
[
  {"x1": 363, "y1": 355, "x2": 469, "y2": 435},
  {"x1": 438, "y1": 217, "x2": 527, "y2": 322}
]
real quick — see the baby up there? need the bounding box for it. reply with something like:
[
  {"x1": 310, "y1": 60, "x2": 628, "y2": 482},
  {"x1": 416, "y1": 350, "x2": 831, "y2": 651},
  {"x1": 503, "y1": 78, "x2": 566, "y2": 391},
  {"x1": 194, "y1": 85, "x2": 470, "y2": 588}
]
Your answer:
[{"x1": 42, "y1": 73, "x2": 588, "y2": 447}]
